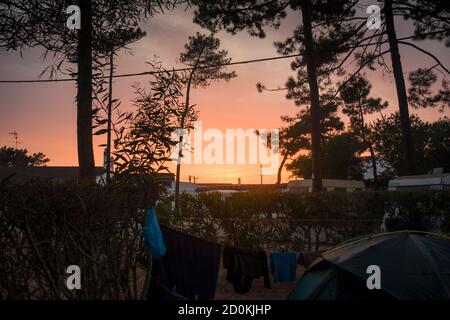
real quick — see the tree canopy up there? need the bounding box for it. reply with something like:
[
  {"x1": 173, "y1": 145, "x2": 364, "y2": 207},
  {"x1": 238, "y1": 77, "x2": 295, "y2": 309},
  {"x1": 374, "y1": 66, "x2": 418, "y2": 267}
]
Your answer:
[
  {"x1": 0, "y1": 146, "x2": 49, "y2": 167},
  {"x1": 371, "y1": 113, "x2": 450, "y2": 175}
]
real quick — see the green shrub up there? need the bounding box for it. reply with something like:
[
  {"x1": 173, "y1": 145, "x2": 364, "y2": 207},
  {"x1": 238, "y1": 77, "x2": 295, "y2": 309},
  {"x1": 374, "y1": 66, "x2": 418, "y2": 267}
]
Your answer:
[
  {"x1": 157, "y1": 190, "x2": 450, "y2": 251},
  {"x1": 1, "y1": 177, "x2": 448, "y2": 299},
  {"x1": 0, "y1": 177, "x2": 162, "y2": 299}
]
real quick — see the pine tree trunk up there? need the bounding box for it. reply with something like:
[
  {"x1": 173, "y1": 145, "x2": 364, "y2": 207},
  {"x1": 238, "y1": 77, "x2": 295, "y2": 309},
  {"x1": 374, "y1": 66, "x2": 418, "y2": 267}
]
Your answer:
[
  {"x1": 77, "y1": 0, "x2": 95, "y2": 178},
  {"x1": 174, "y1": 137, "x2": 182, "y2": 213},
  {"x1": 174, "y1": 70, "x2": 194, "y2": 213},
  {"x1": 175, "y1": 50, "x2": 204, "y2": 212},
  {"x1": 106, "y1": 51, "x2": 114, "y2": 183},
  {"x1": 301, "y1": 0, "x2": 322, "y2": 192},
  {"x1": 384, "y1": 0, "x2": 416, "y2": 175},
  {"x1": 276, "y1": 153, "x2": 288, "y2": 185}
]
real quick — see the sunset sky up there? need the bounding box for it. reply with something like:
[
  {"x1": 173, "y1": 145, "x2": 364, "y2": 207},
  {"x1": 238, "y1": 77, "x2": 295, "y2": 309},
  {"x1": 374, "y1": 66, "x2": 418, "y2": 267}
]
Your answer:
[{"x1": 0, "y1": 5, "x2": 449, "y2": 184}]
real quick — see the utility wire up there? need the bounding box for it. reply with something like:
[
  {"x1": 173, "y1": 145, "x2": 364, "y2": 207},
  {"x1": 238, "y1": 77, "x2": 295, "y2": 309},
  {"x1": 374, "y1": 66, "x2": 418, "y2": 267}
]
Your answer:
[
  {"x1": 1, "y1": 30, "x2": 445, "y2": 84},
  {"x1": 0, "y1": 53, "x2": 300, "y2": 84},
  {"x1": 164, "y1": 217, "x2": 382, "y2": 222}
]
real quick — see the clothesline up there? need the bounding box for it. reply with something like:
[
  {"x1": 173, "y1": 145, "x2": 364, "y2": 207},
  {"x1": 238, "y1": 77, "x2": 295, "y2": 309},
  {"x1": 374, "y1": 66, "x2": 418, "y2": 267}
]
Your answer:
[
  {"x1": 0, "y1": 53, "x2": 300, "y2": 83},
  {"x1": 146, "y1": 224, "x2": 222, "y2": 300},
  {"x1": 143, "y1": 208, "x2": 377, "y2": 300},
  {"x1": 163, "y1": 217, "x2": 382, "y2": 222}
]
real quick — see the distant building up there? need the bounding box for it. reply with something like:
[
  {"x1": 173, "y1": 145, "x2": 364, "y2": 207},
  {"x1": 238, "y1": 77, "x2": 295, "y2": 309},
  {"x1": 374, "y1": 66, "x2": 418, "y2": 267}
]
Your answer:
[
  {"x1": 0, "y1": 166, "x2": 105, "y2": 183},
  {"x1": 388, "y1": 171, "x2": 450, "y2": 191},
  {"x1": 0, "y1": 167, "x2": 178, "y2": 190},
  {"x1": 195, "y1": 183, "x2": 286, "y2": 194},
  {"x1": 151, "y1": 173, "x2": 175, "y2": 189},
  {"x1": 287, "y1": 179, "x2": 365, "y2": 193},
  {"x1": 166, "y1": 180, "x2": 198, "y2": 195}
]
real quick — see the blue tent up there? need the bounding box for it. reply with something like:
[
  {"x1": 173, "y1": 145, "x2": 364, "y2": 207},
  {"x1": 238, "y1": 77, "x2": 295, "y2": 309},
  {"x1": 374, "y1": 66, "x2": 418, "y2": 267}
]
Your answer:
[{"x1": 289, "y1": 231, "x2": 450, "y2": 300}]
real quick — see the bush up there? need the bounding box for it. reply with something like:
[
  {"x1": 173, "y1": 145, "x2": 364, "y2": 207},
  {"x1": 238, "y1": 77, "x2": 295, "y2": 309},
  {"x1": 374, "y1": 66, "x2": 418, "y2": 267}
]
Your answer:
[
  {"x1": 1, "y1": 177, "x2": 449, "y2": 299},
  {"x1": 0, "y1": 176, "x2": 162, "y2": 299},
  {"x1": 157, "y1": 190, "x2": 450, "y2": 251}
]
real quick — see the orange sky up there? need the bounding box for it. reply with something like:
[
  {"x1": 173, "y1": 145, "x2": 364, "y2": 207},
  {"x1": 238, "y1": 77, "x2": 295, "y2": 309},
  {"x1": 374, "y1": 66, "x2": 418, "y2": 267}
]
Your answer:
[{"x1": 0, "y1": 7, "x2": 449, "y2": 184}]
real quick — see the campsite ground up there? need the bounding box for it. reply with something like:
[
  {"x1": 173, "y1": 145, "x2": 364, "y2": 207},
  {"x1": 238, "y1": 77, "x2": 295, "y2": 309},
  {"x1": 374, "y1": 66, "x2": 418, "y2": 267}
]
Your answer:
[
  {"x1": 214, "y1": 260, "x2": 304, "y2": 300},
  {"x1": 214, "y1": 272, "x2": 297, "y2": 300},
  {"x1": 137, "y1": 260, "x2": 301, "y2": 300}
]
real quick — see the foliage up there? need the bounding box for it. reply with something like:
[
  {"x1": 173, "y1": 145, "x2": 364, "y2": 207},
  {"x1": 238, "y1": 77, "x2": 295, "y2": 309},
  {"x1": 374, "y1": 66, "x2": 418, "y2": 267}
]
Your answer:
[
  {"x1": 0, "y1": 177, "x2": 164, "y2": 299},
  {"x1": 91, "y1": 27, "x2": 146, "y2": 133},
  {"x1": 0, "y1": 0, "x2": 182, "y2": 64},
  {"x1": 405, "y1": 0, "x2": 450, "y2": 46},
  {"x1": 173, "y1": 32, "x2": 236, "y2": 209},
  {"x1": 0, "y1": 146, "x2": 49, "y2": 167},
  {"x1": 0, "y1": 0, "x2": 187, "y2": 178},
  {"x1": 156, "y1": 189, "x2": 450, "y2": 251},
  {"x1": 179, "y1": 32, "x2": 237, "y2": 88},
  {"x1": 274, "y1": 91, "x2": 344, "y2": 183},
  {"x1": 281, "y1": 92, "x2": 344, "y2": 141},
  {"x1": 112, "y1": 63, "x2": 186, "y2": 175},
  {"x1": 371, "y1": 113, "x2": 450, "y2": 175},
  {"x1": 287, "y1": 132, "x2": 364, "y2": 179},
  {"x1": 340, "y1": 75, "x2": 389, "y2": 133},
  {"x1": 191, "y1": 0, "x2": 291, "y2": 38},
  {"x1": 408, "y1": 67, "x2": 450, "y2": 111},
  {"x1": 340, "y1": 74, "x2": 389, "y2": 182},
  {"x1": 1, "y1": 177, "x2": 449, "y2": 299},
  {"x1": 192, "y1": 0, "x2": 363, "y2": 192}
]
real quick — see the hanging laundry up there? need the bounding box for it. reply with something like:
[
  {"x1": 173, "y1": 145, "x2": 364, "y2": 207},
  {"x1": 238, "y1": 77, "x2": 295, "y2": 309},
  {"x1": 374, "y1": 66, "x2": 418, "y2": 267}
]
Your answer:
[
  {"x1": 270, "y1": 252, "x2": 298, "y2": 283},
  {"x1": 147, "y1": 259, "x2": 188, "y2": 300},
  {"x1": 140, "y1": 207, "x2": 166, "y2": 259},
  {"x1": 147, "y1": 226, "x2": 221, "y2": 300},
  {"x1": 297, "y1": 250, "x2": 326, "y2": 269},
  {"x1": 148, "y1": 258, "x2": 165, "y2": 300},
  {"x1": 223, "y1": 246, "x2": 271, "y2": 294}
]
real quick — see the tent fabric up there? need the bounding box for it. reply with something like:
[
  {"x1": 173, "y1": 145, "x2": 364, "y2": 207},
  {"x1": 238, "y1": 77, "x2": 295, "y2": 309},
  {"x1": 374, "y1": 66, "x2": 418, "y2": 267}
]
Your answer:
[
  {"x1": 289, "y1": 231, "x2": 450, "y2": 300},
  {"x1": 288, "y1": 262, "x2": 336, "y2": 300},
  {"x1": 289, "y1": 261, "x2": 395, "y2": 300},
  {"x1": 297, "y1": 250, "x2": 326, "y2": 269}
]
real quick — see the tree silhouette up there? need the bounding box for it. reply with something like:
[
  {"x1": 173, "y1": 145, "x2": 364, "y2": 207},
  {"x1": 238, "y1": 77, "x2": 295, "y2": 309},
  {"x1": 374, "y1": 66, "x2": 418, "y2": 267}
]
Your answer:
[
  {"x1": 0, "y1": 0, "x2": 187, "y2": 178},
  {"x1": 340, "y1": 74, "x2": 388, "y2": 183},
  {"x1": 287, "y1": 132, "x2": 364, "y2": 180},
  {"x1": 371, "y1": 113, "x2": 450, "y2": 175},
  {"x1": 93, "y1": 27, "x2": 146, "y2": 182},
  {"x1": 174, "y1": 33, "x2": 236, "y2": 211},
  {"x1": 276, "y1": 90, "x2": 344, "y2": 183},
  {"x1": 192, "y1": 0, "x2": 363, "y2": 191},
  {"x1": 0, "y1": 146, "x2": 49, "y2": 167},
  {"x1": 383, "y1": 0, "x2": 417, "y2": 175},
  {"x1": 112, "y1": 62, "x2": 186, "y2": 175},
  {"x1": 342, "y1": 0, "x2": 450, "y2": 175},
  {"x1": 408, "y1": 67, "x2": 450, "y2": 111}
]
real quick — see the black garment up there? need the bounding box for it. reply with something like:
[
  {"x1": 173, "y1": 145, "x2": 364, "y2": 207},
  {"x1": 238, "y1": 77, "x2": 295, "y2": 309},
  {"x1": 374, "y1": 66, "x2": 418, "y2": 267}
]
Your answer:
[
  {"x1": 147, "y1": 226, "x2": 221, "y2": 300},
  {"x1": 223, "y1": 246, "x2": 271, "y2": 294},
  {"x1": 297, "y1": 250, "x2": 325, "y2": 269},
  {"x1": 148, "y1": 258, "x2": 165, "y2": 300}
]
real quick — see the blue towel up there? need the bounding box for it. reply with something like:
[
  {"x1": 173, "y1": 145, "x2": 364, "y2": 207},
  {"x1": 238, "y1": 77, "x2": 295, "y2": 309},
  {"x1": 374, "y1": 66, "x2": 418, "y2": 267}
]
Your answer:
[
  {"x1": 270, "y1": 252, "x2": 297, "y2": 283},
  {"x1": 141, "y1": 207, "x2": 166, "y2": 258}
]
